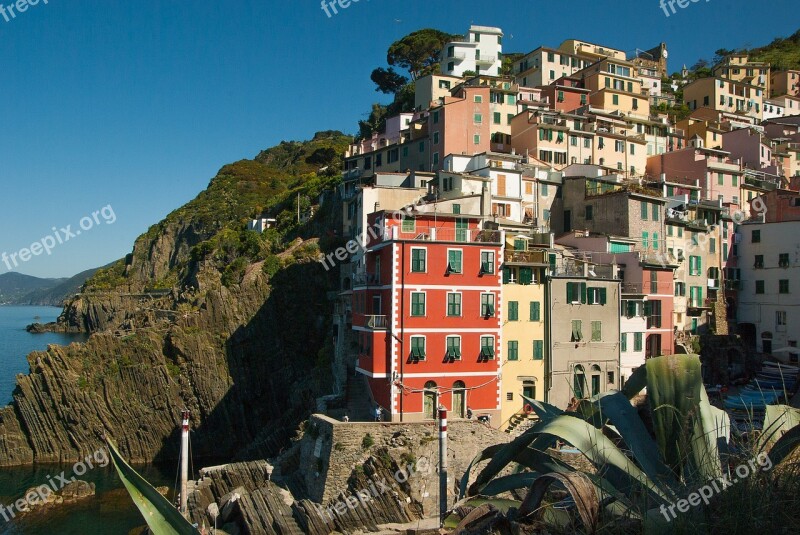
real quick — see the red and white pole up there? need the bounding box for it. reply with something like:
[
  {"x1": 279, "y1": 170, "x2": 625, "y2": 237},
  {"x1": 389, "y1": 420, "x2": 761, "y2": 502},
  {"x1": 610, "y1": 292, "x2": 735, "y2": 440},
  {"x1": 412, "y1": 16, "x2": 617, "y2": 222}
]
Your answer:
[
  {"x1": 438, "y1": 407, "x2": 448, "y2": 526},
  {"x1": 180, "y1": 410, "x2": 190, "y2": 515}
]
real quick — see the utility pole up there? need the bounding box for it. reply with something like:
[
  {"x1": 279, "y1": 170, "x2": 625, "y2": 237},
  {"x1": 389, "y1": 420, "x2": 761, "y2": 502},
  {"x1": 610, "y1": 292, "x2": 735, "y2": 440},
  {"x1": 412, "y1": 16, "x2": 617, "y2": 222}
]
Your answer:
[{"x1": 438, "y1": 407, "x2": 448, "y2": 526}]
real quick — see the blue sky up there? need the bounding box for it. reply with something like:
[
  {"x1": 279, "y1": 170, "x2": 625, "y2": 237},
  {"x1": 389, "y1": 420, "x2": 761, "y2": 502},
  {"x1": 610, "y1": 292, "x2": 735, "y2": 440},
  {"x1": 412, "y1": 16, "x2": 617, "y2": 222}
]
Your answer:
[{"x1": 0, "y1": 0, "x2": 796, "y2": 278}]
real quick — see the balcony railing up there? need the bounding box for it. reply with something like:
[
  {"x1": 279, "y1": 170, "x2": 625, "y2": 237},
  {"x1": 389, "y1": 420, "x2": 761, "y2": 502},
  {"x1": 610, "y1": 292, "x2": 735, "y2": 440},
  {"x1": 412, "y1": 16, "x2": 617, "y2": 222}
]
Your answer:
[
  {"x1": 621, "y1": 283, "x2": 645, "y2": 294},
  {"x1": 365, "y1": 315, "x2": 388, "y2": 330},
  {"x1": 391, "y1": 227, "x2": 502, "y2": 244},
  {"x1": 475, "y1": 55, "x2": 497, "y2": 65},
  {"x1": 352, "y1": 272, "x2": 381, "y2": 286},
  {"x1": 505, "y1": 249, "x2": 548, "y2": 265}
]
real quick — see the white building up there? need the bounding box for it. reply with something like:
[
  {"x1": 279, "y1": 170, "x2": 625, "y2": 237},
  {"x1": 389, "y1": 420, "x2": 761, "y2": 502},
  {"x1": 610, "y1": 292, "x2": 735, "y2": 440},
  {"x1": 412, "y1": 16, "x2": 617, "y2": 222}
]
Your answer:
[
  {"x1": 737, "y1": 219, "x2": 800, "y2": 355},
  {"x1": 440, "y1": 26, "x2": 504, "y2": 78}
]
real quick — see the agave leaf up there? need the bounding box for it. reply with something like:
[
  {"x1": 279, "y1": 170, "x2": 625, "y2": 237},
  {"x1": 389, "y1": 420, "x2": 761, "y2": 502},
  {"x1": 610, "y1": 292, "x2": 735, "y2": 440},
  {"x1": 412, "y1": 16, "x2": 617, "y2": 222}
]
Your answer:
[
  {"x1": 691, "y1": 385, "x2": 727, "y2": 480},
  {"x1": 480, "y1": 472, "x2": 541, "y2": 496},
  {"x1": 518, "y1": 472, "x2": 600, "y2": 533},
  {"x1": 532, "y1": 415, "x2": 670, "y2": 503},
  {"x1": 765, "y1": 423, "x2": 800, "y2": 466},
  {"x1": 759, "y1": 404, "x2": 800, "y2": 452},
  {"x1": 520, "y1": 394, "x2": 563, "y2": 422},
  {"x1": 595, "y1": 392, "x2": 680, "y2": 499},
  {"x1": 459, "y1": 443, "x2": 508, "y2": 499},
  {"x1": 468, "y1": 424, "x2": 557, "y2": 496},
  {"x1": 645, "y1": 354, "x2": 713, "y2": 480},
  {"x1": 621, "y1": 362, "x2": 648, "y2": 399}
]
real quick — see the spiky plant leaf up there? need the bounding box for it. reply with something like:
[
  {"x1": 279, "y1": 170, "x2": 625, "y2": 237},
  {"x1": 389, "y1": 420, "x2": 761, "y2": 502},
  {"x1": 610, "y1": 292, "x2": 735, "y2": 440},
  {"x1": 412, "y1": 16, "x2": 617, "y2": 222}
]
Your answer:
[{"x1": 517, "y1": 471, "x2": 600, "y2": 533}]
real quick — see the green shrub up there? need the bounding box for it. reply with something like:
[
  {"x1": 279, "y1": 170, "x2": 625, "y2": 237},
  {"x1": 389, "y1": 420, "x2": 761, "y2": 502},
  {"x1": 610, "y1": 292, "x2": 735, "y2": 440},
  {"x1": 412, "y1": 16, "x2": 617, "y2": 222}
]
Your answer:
[
  {"x1": 361, "y1": 433, "x2": 374, "y2": 449},
  {"x1": 262, "y1": 254, "x2": 282, "y2": 278}
]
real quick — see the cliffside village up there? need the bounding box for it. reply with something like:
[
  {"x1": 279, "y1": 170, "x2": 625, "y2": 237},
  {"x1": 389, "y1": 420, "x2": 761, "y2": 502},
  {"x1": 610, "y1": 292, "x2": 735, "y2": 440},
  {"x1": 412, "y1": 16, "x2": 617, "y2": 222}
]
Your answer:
[{"x1": 290, "y1": 26, "x2": 800, "y2": 432}]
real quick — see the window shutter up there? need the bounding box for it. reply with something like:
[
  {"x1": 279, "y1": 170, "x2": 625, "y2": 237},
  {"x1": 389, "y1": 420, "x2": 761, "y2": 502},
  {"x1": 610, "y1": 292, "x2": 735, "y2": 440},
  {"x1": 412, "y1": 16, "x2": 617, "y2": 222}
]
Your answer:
[
  {"x1": 567, "y1": 283, "x2": 574, "y2": 302},
  {"x1": 627, "y1": 301, "x2": 635, "y2": 317},
  {"x1": 531, "y1": 301, "x2": 541, "y2": 321},
  {"x1": 644, "y1": 301, "x2": 651, "y2": 317},
  {"x1": 580, "y1": 283, "x2": 587, "y2": 304},
  {"x1": 503, "y1": 267, "x2": 510, "y2": 284},
  {"x1": 599, "y1": 288, "x2": 607, "y2": 305},
  {"x1": 587, "y1": 288, "x2": 595, "y2": 305}
]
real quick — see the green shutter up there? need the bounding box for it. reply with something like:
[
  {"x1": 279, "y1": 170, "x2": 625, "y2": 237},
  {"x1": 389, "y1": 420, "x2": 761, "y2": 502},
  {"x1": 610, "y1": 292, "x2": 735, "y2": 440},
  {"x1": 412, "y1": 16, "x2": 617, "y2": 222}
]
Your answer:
[
  {"x1": 644, "y1": 301, "x2": 651, "y2": 317},
  {"x1": 599, "y1": 287, "x2": 607, "y2": 305},
  {"x1": 520, "y1": 267, "x2": 533, "y2": 285},
  {"x1": 587, "y1": 288, "x2": 596, "y2": 305},
  {"x1": 530, "y1": 301, "x2": 541, "y2": 321},
  {"x1": 502, "y1": 267, "x2": 511, "y2": 284},
  {"x1": 627, "y1": 301, "x2": 636, "y2": 317},
  {"x1": 580, "y1": 283, "x2": 587, "y2": 304},
  {"x1": 567, "y1": 283, "x2": 574, "y2": 302},
  {"x1": 621, "y1": 333, "x2": 627, "y2": 352},
  {"x1": 509, "y1": 301, "x2": 519, "y2": 321},
  {"x1": 533, "y1": 340, "x2": 544, "y2": 360}
]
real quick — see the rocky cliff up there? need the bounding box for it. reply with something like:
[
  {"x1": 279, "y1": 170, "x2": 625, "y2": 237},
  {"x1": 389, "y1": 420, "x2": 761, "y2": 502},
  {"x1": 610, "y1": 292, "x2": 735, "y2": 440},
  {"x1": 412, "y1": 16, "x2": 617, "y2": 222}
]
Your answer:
[{"x1": 0, "y1": 131, "x2": 353, "y2": 467}]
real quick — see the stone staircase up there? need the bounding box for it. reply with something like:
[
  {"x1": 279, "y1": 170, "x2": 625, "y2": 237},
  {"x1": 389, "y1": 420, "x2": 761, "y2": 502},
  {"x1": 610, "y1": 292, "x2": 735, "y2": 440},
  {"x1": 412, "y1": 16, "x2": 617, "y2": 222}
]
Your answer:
[
  {"x1": 504, "y1": 412, "x2": 538, "y2": 436},
  {"x1": 329, "y1": 368, "x2": 374, "y2": 422}
]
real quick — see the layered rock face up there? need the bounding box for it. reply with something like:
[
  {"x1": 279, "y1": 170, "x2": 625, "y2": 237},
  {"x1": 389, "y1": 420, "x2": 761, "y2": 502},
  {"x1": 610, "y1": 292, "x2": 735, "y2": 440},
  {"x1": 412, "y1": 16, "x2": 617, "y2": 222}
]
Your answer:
[{"x1": 0, "y1": 235, "x2": 334, "y2": 467}]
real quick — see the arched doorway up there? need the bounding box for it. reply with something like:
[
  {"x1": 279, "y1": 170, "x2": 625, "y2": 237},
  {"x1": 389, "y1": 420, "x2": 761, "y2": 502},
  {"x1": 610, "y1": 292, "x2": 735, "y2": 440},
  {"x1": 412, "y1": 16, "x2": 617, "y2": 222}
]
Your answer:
[
  {"x1": 423, "y1": 381, "x2": 437, "y2": 420},
  {"x1": 452, "y1": 381, "x2": 466, "y2": 418},
  {"x1": 591, "y1": 365, "x2": 602, "y2": 396},
  {"x1": 573, "y1": 365, "x2": 587, "y2": 399}
]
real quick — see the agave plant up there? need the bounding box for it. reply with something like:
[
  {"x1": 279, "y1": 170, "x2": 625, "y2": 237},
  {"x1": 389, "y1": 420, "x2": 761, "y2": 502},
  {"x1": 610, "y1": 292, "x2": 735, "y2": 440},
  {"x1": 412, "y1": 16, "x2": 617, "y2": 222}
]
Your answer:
[{"x1": 452, "y1": 354, "x2": 800, "y2": 534}]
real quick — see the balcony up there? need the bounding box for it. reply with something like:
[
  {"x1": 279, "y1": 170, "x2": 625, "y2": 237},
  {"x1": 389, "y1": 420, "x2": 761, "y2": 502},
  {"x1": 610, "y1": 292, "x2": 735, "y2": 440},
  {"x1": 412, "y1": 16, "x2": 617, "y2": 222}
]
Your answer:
[
  {"x1": 352, "y1": 272, "x2": 381, "y2": 286},
  {"x1": 504, "y1": 249, "x2": 548, "y2": 265},
  {"x1": 621, "y1": 283, "x2": 645, "y2": 295},
  {"x1": 365, "y1": 315, "x2": 388, "y2": 330},
  {"x1": 475, "y1": 55, "x2": 497, "y2": 65},
  {"x1": 390, "y1": 226, "x2": 503, "y2": 245}
]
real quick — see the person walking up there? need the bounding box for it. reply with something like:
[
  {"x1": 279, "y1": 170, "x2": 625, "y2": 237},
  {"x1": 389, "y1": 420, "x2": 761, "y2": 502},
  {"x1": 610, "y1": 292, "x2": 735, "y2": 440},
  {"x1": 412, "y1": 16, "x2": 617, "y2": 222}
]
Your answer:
[{"x1": 374, "y1": 405, "x2": 382, "y2": 422}]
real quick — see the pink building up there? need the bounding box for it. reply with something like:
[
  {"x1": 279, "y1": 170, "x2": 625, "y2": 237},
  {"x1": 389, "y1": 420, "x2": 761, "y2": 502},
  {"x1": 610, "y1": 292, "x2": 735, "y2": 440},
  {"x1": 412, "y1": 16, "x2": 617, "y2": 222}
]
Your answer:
[
  {"x1": 428, "y1": 85, "x2": 491, "y2": 171},
  {"x1": 721, "y1": 127, "x2": 782, "y2": 177},
  {"x1": 647, "y1": 145, "x2": 743, "y2": 206}
]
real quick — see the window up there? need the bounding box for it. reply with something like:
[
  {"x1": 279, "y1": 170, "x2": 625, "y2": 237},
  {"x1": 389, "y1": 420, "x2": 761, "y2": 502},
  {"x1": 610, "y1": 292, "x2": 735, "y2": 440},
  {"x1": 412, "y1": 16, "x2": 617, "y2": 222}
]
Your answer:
[
  {"x1": 647, "y1": 300, "x2": 662, "y2": 328},
  {"x1": 650, "y1": 271, "x2": 659, "y2": 294},
  {"x1": 402, "y1": 217, "x2": 415, "y2": 233},
  {"x1": 718, "y1": 173, "x2": 724, "y2": 186},
  {"x1": 780, "y1": 279, "x2": 790, "y2": 294},
  {"x1": 567, "y1": 282, "x2": 586, "y2": 304},
  {"x1": 587, "y1": 287, "x2": 607, "y2": 305},
  {"x1": 630, "y1": 144, "x2": 635, "y2": 155},
  {"x1": 473, "y1": 134, "x2": 481, "y2": 145},
  {"x1": 452, "y1": 204, "x2": 461, "y2": 215},
  {"x1": 507, "y1": 340, "x2": 519, "y2": 361},
  {"x1": 580, "y1": 94, "x2": 587, "y2": 105},
  {"x1": 585, "y1": 205, "x2": 593, "y2": 220},
  {"x1": 411, "y1": 248, "x2": 427, "y2": 272},
  {"x1": 752, "y1": 230, "x2": 761, "y2": 243},
  {"x1": 652, "y1": 232, "x2": 658, "y2": 251},
  {"x1": 573, "y1": 365, "x2": 586, "y2": 398},
  {"x1": 755, "y1": 280, "x2": 765, "y2": 294},
  {"x1": 480, "y1": 251, "x2": 495, "y2": 274},
  {"x1": 493, "y1": 112, "x2": 501, "y2": 124},
  {"x1": 481, "y1": 293, "x2": 496, "y2": 317},
  {"x1": 571, "y1": 320, "x2": 583, "y2": 342},
  {"x1": 507, "y1": 392, "x2": 514, "y2": 401},
  {"x1": 779, "y1": 253, "x2": 790, "y2": 267},
  {"x1": 652, "y1": 204, "x2": 659, "y2": 221},
  {"x1": 474, "y1": 95, "x2": 483, "y2": 103},
  {"x1": 446, "y1": 336, "x2": 461, "y2": 360},
  {"x1": 777, "y1": 311, "x2": 788, "y2": 332},
  {"x1": 709, "y1": 238, "x2": 716, "y2": 254},
  {"x1": 641, "y1": 201, "x2": 648, "y2": 220},
  {"x1": 530, "y1": 301, "x2": 541, "y2": 321},
  {"x1": 508, "y1": 301, "x2": 519, "y2": 321},
  {"x1": 541, "y1": 183, "x2": 549, "y2": 196},
  {"x1": 410, "y1": 337, "x2": 426, "y2": 360},
  {"x1": 591, "y1": 367, "x2": 601, "y2": 396},
  {"x1": 447, "y1": 293, "x2": 462, "y2": 317},
  {"x1": 634, "y1": 332, "x2": 643, "y2": 352},
  {"x1": 432, "y1": 111, "x2": 439, "y2": 124},
  {"x1": 754, "y1": 254, "x2": 764, "y2": 268},
  {"x1": 591, "y1": 321, "x2": 602, "y2": 342},
  {"x1": 447, "y1": 250, "x2": 463, "y2": 274},
  {"x1": 411, "y1": 292, "x2": 426, "y2": 316},
  {"x1": 642, "y1": 232, "x2": 649, "y2": 249},
  {"x1": 689, "y1": 256, "x2": 702, "y2": 276},
  {"x1": 433, "y1": 132, "x2": 440, "y2": 144},
  {"x1": 481, "y1": 337, "x2": 495, "y2": 359},
  {"x1": 621, "y1": 333, "x2": 628, "y2": 352},
  {"x1": 533, "y1": 340, "x2": 544, "y2": 360},
  {"x1": 612, "y1": 94, "x2": 619, "y2": 106},
  {"x1": 615, "y1": 140, "x2": 624, "y2": 152},
  {"x1": 473, "y1": 113, "x2": 482, "y2": 124}
]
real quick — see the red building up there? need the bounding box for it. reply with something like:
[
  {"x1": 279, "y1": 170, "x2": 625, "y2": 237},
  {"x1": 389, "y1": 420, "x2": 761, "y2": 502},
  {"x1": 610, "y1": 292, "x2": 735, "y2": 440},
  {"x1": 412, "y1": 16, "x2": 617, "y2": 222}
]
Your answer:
[
  {"x1": 538, "y1": 76, "x2": 591, "y2": 113},
  {"x1": 352, "y1": 211, "x2": 503, "y2": 422},
  {"x1": 642, "y1": 265, "x2": 675, "y2": 357}
]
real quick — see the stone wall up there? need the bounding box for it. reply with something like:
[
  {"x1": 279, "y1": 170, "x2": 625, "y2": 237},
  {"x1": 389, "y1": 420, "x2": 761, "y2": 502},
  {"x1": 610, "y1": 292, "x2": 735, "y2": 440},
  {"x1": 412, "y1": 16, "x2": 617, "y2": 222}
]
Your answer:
[{"x1": 296, "y1": 414, "x2": 510, "y2": 509}]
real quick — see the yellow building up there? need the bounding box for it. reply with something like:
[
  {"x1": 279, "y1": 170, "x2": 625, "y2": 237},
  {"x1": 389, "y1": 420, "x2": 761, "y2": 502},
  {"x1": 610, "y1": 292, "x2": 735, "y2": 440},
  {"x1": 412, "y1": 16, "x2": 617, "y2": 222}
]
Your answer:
[
  {"x1": 573, "y1": 58, "x2": 647, "y2": 116},
  {"x1": 712, "y1": 53, "x2": 770, "y2": 96},
  {"x1": 500, "y1": 234, "x2": 548, "y2": 433}
]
